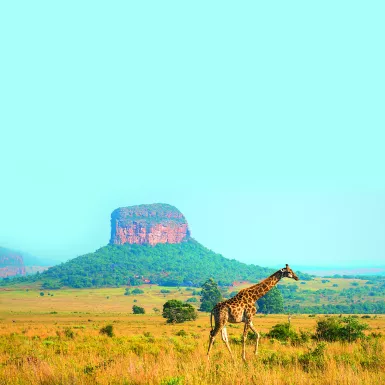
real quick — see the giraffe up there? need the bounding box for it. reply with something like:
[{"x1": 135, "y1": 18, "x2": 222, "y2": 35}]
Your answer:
[{"x1": 207, "y1": 264, "x2": 299, "y2": 361}]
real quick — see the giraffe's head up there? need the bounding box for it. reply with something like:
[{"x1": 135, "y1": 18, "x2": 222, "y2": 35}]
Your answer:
[{"x1": 280, "y1": 264, "x2": 299, "y2": 281}]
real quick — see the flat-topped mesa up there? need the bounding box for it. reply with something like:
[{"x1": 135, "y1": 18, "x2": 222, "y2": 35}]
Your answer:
[{"x1": 110, "y1": 203, "x2": 191, "y2": 246}]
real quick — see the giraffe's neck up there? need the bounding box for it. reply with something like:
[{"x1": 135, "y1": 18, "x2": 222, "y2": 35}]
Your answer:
[{"x1": 246, "y1": 271, "x2": 282, "y2": 302}]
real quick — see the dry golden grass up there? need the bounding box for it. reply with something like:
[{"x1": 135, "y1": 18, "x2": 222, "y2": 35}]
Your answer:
[{"x1": 1, "y1": 287, "x2": 385, "y2": 384}]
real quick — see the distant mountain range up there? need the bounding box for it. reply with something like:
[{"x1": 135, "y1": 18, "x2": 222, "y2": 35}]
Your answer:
[{"x1": 0, "y1": 247, "x2": 50, "y2": 278}]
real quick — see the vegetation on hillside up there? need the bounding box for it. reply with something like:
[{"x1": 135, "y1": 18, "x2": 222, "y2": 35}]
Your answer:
[{"x1": 0, "y1": 239, "x2": 312, "y2": 289}]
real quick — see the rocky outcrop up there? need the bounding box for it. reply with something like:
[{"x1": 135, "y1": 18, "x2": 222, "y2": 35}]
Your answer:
[
  {"x1": 0, "y1": 248, "x2": 26, "y2": 278},
  {"x1": 110, "y1": 203, "x2": 191, "y2": 246}
]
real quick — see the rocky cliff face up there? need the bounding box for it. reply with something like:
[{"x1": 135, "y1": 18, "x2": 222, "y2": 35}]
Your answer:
[
  {"x1": 0, "y1": 248, "x2": 26, "y2": 278},
  {"x1": 110, "y1": 203, "x2": 191, "y2": 246}
]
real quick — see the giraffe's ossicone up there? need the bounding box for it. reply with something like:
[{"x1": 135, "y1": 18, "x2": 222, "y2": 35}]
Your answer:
[{"x1": 207, "y1": 264, "x2": 299, "y2": 361}]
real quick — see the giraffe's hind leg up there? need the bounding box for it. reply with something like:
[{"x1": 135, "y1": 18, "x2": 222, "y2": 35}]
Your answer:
[
  {"x1": 207, "y1": 326, "x2": 220, "y2": 359},
  {"x1": 221, "y1": 327, "x2": 233, "y2": 358},
  {"x1": 248, "y1": 321, "x2": 260, "y2": 355}
]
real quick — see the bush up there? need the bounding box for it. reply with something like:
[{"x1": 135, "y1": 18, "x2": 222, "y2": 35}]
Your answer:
[
  {"x1": 162, "y1": 300, "x2": 197, "y2": 324},
  {"x1": 315, "y1": 316, "x2": 369, "y2": 342},
  {"x1": 160, "y1": 377, "x2": 184, "y2": 385},
  {"x1": 131, "y1": 288, "x2": 144, "y2": 294},
  {"x1": 64, "y1": 327, "x2": 74, "y2": 339},
  {"x1": 39, "y1": 292, "x2": 44, "y2": 297},
  {"x1": 100, "y1": 324, "x2": 114, "y2": 337},
  {"x1": 186, "y1": 297, "x2": 198, "y2": 303},
  {"x1": 132, "y1": 305, "x2": 145, "y2": 314},
  {"x1": 124, "y1": 288, "x2": 131, "y2": 296},
  {"x1": 267, "y1": 323, "x2": 299, "y2": 342},
  {"x1": 298, "y1": 342, "x2": 327, "y2": 371},
  {"x1": 160, "y1": 289, "x2": 171, "y2": 294}
]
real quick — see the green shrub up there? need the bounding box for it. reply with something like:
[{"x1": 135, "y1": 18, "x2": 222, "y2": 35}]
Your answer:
[
  {"x1": 132, "y1": 305, "x2": 145, "y2": 314},
  {"x1": 186, "y1": 297, "x2": 197, "y2": 303},
  {"x1": 267, "y1": 323, "x2": 299, "y2": 342},
  {"x1": 131, "y1": 288, "x2": 144, "y2": 294},
  {"x1": 99, "y1": 324, "x2": 114, "y2": 337},
  {"x1": 298, "y1": 342, "x2": 327, "y2": 371},
  {"x1": 64, "y1": 327, "x2": 74, "y2": 339},
  {"x1": 160, "y1": 289, "x2": 171, "y2": 294},
  {"x1": 360, "y1": 338, "x2": 384, "y2": 370}
]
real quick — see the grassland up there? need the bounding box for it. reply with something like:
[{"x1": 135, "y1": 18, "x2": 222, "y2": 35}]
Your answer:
[{"x1": 1, "y1": 284, "x2": 385, "y2": 385}]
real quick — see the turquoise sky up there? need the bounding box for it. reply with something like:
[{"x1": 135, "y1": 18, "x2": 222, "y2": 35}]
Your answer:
[{"x1": 1, "y1": 1, "x2": 384, "y2": 269}]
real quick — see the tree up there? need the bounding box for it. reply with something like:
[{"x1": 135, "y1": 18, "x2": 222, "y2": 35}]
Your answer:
[
  {"x1": 199, "y1": 278, "x2": 222, "y2": 312},
  {"x1": 132, "y1": 305, "x2": 145, "y2": 314},
  {"x1": 256, "y1": 286, "x2": 284, "y2": 314},
  {"x1": 162, "y1": 300, "x2": 197, "y2": 323}
]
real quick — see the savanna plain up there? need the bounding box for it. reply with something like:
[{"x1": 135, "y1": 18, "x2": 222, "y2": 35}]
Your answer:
[{"x1": 1, "y1": 283, "x2": 384, "y2": 385}]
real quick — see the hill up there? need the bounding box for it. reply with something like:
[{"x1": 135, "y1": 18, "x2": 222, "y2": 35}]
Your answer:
[
  {"x1": 0, "y1": 239, "x2": 312, "y2": 289},
  {"x1": 0, "y1": 203, "x2": 312, "y2": 289}
]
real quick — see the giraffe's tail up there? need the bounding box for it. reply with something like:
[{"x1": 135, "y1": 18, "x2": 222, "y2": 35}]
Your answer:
[{"x1": 210, "y1": 308, "x2": 214, "y2": 336}]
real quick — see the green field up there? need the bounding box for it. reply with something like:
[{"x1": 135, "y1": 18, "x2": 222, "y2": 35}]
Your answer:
[{"x1": 2, "y1": 274, "x2": 385, "y2": 316}]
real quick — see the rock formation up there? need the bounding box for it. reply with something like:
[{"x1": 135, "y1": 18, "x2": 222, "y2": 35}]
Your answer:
[
  {"x1": 110, "y1": 203, "x2": 191, "y2": 246},
  {"x1": 0, "y1": 248, "x2": 26, "y2": 278}
]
